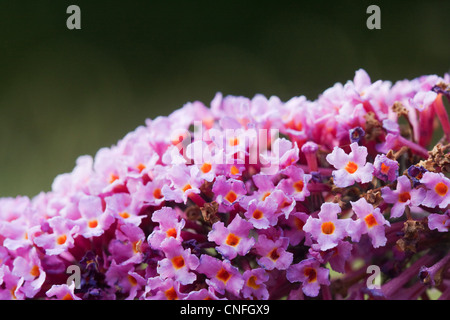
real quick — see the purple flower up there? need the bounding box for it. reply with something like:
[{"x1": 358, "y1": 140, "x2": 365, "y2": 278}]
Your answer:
[
  {"x1": 241, "y1": 268, "x2": 269, "y2": 300},
  {"x1": 303, "y1": 202, "x2": 352, "y2": 251},
  {"x1": 105, "y1": 260, "x2": 146, "y2": 299},
  {"x1": 75, "y1": 195, "x2": 114, "y2": 238},
  {"x1": 208, "y1": 215, "x2": 255, "y2": 260},
  {"x1": 33, "y1": 216, "x2": 79, "y2": 256},
  {"x1": 143, "y1": 277, "x2": 187, "y2": 300},
  {"x1": 286, "y1": 258, "x2": 330, "y2": 297},
  {"x1": 420, "y1": 172, "x2": 450, "y2": 208},
  {"x1": 326, "y1": 143, "x2": 374, "y2": 187},
  {"x1": 373, "y1": 154, "x2": 399, "y2": 182},
  {"x1": 148, "y1": 207, "x2": 185, "y2": 249},
  {"x1": 349, "y1": 198, "x2": 390, "y2": 248},
  {"x1": 157, "y1": 237, "x2": 200, "y2": 285},
  {"x1": 381, "y1": 175, "x2": 426, "y2": 218},
  {"x1": 197, "y1": 255, "x2": 244, "y2": 296},
  {"x1": 46, "y1": 283, "x2": 81, "y2": 300},
  {"x1": 276, "y1": 165, "x2": 312, "y2": 201},
  {"x1": 428, "y1": 211, "x2": 450, "y2": 232},
  {"x1": 212, "y1": 176, "x2": 247, "y2": 210},
  {"x1": 253, "y1": 234, "x2": 293, "y2": 270},
  {"x1": 104, "y1": 193, "x2": 144, "y2": 226},
  {"x1": 244, "y1": 198, "x2": 279, "y2": 229}
]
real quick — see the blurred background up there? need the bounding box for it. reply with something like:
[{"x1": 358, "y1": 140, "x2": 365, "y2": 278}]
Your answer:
[{"x1": 0, "y1": 0, "x2": 449, "y2": 197}]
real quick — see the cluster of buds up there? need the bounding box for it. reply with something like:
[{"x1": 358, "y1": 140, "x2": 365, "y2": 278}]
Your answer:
[{"x1": 0, "y1": 69, "x2": 449, "y2": 300}]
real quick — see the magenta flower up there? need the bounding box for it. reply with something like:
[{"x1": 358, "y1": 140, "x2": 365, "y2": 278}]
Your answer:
[
  {"x1": 148, "y1": 207, "x2": 185, "y2": 249},
  {"x1": 212, "y1": 176, "x2": 247, "y2": 209},
  {"x1": 253, "y1": 234, "x2": 293, "y2": 270},
  {"x1": 428, "y1": 211, "x2": 450, "y2": 232},
  {"x1": 46, "y1": 283, "x2": 81, "y2": 300},
  {"x1": 420, "y1": 172, "x2": 450, "y2": 208},
  {"x1": 349, "y1": 198, "x2": 390, "y2": 248},
  {"x1": 381, "y1": 175, "x2": 426, "y2": 218},
  {"x1": 326, "y1": 142, "x2": 374, "y2": 187},
  {"x1": 143, "y1": 277, "x2": 187, "y2": 300},
  {"x1": 208, "y1": 214, "x2": 255, "y2": 260},
  {"x1": 373, "y1": 154, "x2": 399, "y2": 182},
  {"x1": 303, "y1": 202, "x2": 352, "y2": 251},
  {"x1": 33, "y1": 216, "x2": 79, "y2": 256},
  {"x1": 286, "y1": 258, "x2": 330, "y2": 297},
  {"x1": 276, "y1": 165, "x2": 312, "y2": 201},
  {"x1": 157, "y1": 237, "x2": 200, "y2": 285},
  {"x1": 241, "y1": 268, "x2": 270, "y2": 300},
  {"x1": 244, "y1": 198, "x2": 279, "y2": 229},
  {"x1": 75, "y1": 195, "x2": 114, "y2": 238},
  {"x1": 197, "y1": 255, "x2": 244, "y2": 296}
]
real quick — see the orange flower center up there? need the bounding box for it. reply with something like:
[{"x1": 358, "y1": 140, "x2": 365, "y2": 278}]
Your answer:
[
  {"x1": 252, "y1": 209, "x2": 263, "y2": 220},
  {"x1": 229, "y1": 137, "x2": 240, "y2": 146},
  {"x1": 109, "y1": 173, "x2": 119, "y2": 184},
  {"x1": 166, "y1": 228, "x2": 177, "y2": 238},
  {"x1": 171, "y1": 256, "x2": 185, "y2": 269},
  {"x1": 217, "y1": 268, "x2": 231, "y2": 283},
  {"x1": 201, "y1": 163, "x2": 212, "y2": 173},
  {"x1": 247, "y1": 275, "x2": 260, "y2": 289},
  {"x1": 321, "y1": 221, "x2": 335, "y2": 235},
  {"x1": 364, "y1": 214, "x2": 378, "y2": 228},
  {"x1": 230, "y1": 165, "x2": 240, "y2": 175},
  {"x1": 182, "y1": 184, "x2": 192, "y2": 192},
  {"x1": 225, "y1": 191, "x2": 237, "y2": 204},
  {"x1": 435, "y1": 182, "x2": 448, "y2": 196},
  {"x1": 261, "y1": 192, "x2": 271, "y2": 201},
  {"x1": 293, "y1": 180, "x2": 304, "y2": 192},
  {"x1": 294, "y1": 217, "x2": 305, "y2": 230},
  {"x1": 153, "y1": 188, "x2": 163, "y2": 199},
  {"x1": 56, "y1": 235, "x2": 67, "y2": 245},
  {"x1": 380, "y1": 163, "x2": 390, "y2": 175},
  {"x1": 345, "y1": 161, "x2": 358, "y2": 174},
  {"x1": 128, "y1": 275, "x2": 137, "y2": 286},
  {"x1": 62, "y1": 293, "x2": 73, "y2": 300},
  {"x1": 30, "y1": 265, "x2": 40, "y2": 278},
  {"x1": 399, "y1": 192, "x2": 411, "y2": 203},
  {"x1": 269, "y1": 248, "x2": 280, "y2": 261},
  {"x1": 88, "y1": 219, "x2": 98, "y2": 228},
  {"x1": 304, "y1": 267, "x2": 317, "y2": 283},
  {"x1": 165, "y1": 287, "x2": 178, "y2": 300},
  {"x1": 225, "y1": 233, "x2": 240, "y2": 247},
  {"x1": 136, "y1": 163, "x2": 146, "y2": 173},
  {"x1": 119, "y1": 212, "x2": 130, "y2": 219}
]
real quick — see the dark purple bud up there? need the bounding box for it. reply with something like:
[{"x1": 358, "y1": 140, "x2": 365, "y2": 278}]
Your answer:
[{"x1": 349, "y1": 127, "x2": 365, "y2": 144}]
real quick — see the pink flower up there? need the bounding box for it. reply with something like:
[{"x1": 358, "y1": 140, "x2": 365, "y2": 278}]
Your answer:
[
  {"x1": 253, "y1": 234, "x2": 293, "y2": 270},
  {"x1": 157, "y1": 237, "x2": 200, "y2": 285},
  {"x1": 303, "y1": 202, "x2": 352, "y2": 251},
  {"x1": 208, "y1": 215, "x2": 255, "y2": 260},
  {"x1": 197, "y1": 255, "x2": 244, "y2": 296},
  {"x1": 212, "y1": 176, "x2": 247, "y2": 210},
  {"x1": 46, "y1": 283, "x2": 81, "y2": 300},
  {"x1": 286, "y1": 258, "x2": 330, "y2": 297},
  {"x1": 381, "y1": 175, "x2": 426, "y2": 218},
  {"x1": 148, "y1": 207, "x2": 185, "y2": 249},
  {"x1": 373, "y1": 154, "x2": 399, "y2": 182},
  {"x1": 241, "y1": 268, "x2": 269, "y2": 300},
  {"x1": 75, "y1": 195, "x2": 114, "y2": 238},
  {"x1": 349, "y1": 198, "x2": 390, "y2": 248},
  {"x1": 428, "y1": 211, "x2": 450, "y2": 232},
  {"x1": 244, "y1": 198, "x2": 279, "y2": 229},
  {"x1": 420, "y1": 172, "x2": 450, "y2": 208},
  {"x1": 276, "y1": 165, "x2": 312, "y2": 201},
  {"x1": 326, "y1": 142, "x2": 374, "y2": 187}
]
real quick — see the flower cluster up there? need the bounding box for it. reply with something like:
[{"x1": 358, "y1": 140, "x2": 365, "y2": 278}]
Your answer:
[{"x1": 1, "y1": 69, "x2": 450, "y2": 300}]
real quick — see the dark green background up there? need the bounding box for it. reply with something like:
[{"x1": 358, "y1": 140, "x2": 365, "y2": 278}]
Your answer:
[{"x1": 0, "y1": 0, "x2": 449, "y2": 197}]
